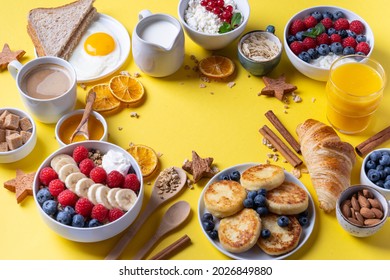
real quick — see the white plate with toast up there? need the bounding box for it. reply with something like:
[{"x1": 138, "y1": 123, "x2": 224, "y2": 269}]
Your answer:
[{"x1": 198, "y1": 163, "x2": 316, "y2": 260}]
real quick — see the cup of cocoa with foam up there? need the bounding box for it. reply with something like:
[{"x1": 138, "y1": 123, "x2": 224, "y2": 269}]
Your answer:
[
  {"x1": 336, "y1": 185, "x2": 390, "y2": 237},
  {"x1": 8, "y1": 56, "x2": 77, "y2": 124}
]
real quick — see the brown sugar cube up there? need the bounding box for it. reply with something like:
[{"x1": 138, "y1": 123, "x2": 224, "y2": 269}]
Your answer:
[
  {"x1": 0, "y1": 129, "x2": 5, "y2": 142},
  {"x1": 19, "y1": 117, "x2": 33, "y2": 131},
  {"x1": 20, "y1": 131, "x2": 32, "y2": 144},
  {"x1": 4, "y1": 113, "x2": 20, "y2": 130},
  {"x1": 0, "y1": 118, "x2": 4, "y2": 129},
  {"x1": 6, "y1": 133, "x2": 23, "y2": 150},
  {"x1": 0, "y1": 110, "x2": 9, "y2": 124},
  {"x1": 0, "y1": 142, "x2": 8, "y2": 152},
  {"x1": 6, "y1": 129, "x2": 18, "y2": 136}
]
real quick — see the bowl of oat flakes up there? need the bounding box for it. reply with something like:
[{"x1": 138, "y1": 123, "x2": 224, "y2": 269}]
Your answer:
[
  {"x1": 178, "y1": 0, "x2": 250, "y2": 50},
  {"x1": 238, "y1": 29, "x2": 283, "y2": 76}
]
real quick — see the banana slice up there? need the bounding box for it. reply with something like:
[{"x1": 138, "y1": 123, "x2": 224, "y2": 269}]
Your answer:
[
  {"x1": 53, "y1": 157, "x2": 77, "y2": 173},
  {"x1": 65, "y1": 172, "x2": 86, "y2": 192},
  {"x1": 50, "y1": 154, "x2": 75, "y2": 170},
  {"x1": 58, "y1": 163, "x2": 80, "y2": 182},
  {"x1": 107, "y1": 188, "x2": 122, "y2": 209},
  {"x1": 115, "y1": 189, "x2": 137, "y2": 211},
  {"x1": 75, "y1": 178, "x2": 95, "y2": 198},
  {"x1": 87, "y1": 183, "x2": 104, "y2": 205},
  {"x1": 95, "y1": 185, "x2": 113, "y2": 209}
]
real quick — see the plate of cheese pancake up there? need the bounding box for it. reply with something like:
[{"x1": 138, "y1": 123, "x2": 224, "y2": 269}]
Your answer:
[{"x1": 198, "y1": 163, "x2": 316, "y2": 260}]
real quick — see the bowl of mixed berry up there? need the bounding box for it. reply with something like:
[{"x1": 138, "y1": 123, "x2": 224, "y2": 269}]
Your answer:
[
  {"x1": 33, "y1": 141, "x2": 144, "y2": 242},
  {"x1": 284, "y1": 6, "x2": 374, "y2": 81}
]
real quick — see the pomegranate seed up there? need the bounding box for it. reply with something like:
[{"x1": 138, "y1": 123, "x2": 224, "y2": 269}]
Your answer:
[
  {"x1": 205, "y1": 5, "x2": 212, "y2": 11},
  {"x1": 200, "y1": 0, "x2": 208, "y2": 6},
  {"x1": 207, "y1": 1, "x2": 217, "y2": 8},
  {"x1": 216, "y1": 0, "x2": 225, "y2": 7},
  {"x1": 212, "y1": 7, "x2": 221, "y2": 15},
  {"x1": 221, "y1": 10, "x2": 232, "y2": 20},
  {"x1": 225, "y1": 5, "x2": 233, "y2": 12}
]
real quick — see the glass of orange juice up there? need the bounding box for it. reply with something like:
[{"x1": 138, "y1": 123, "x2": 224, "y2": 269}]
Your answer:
[{"x1": 326, "y1": 54, "x2": 386, "y2": 134}]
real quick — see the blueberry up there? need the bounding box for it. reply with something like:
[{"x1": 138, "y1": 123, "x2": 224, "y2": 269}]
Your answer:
[
  {"x1": 254, "y1": 194, "x2": 267, "y2": 207},
  {"x1": 277, "y1": 216, "x2": 290, "y2": 227},
  {"x1": 338, "y1": 30, "x2": 348, "y2": 38},
  {"x1": 307, "y1": 48, "x2": 319, "y2": 59},
  {"x1": 88, "y1": 219, "x2": 101, "y2": 227},
  {"x1": 56, "y1": 211, "x2": 72, "y2": 225},
  {"x1": 63, "y1": 206, "x2": 75, "y2": 216},
  {"x1": 306, "y1": 28, "x2": 314, "y2": 34},
  {"x1": 311, "y1": 11, "x2": 323, "y2": 21},
  {"x1": 299, "y1": 209, "x2": 309, "y2": 218},
  {"x1": 376, "y1": 180, "x2": 385, "y2": 188},
  {"x1": 356, "y1": 35, "x2": 366, "y2": 43},
  {"x1": 386, "y1": 175, "x2": 390, "y2": 182},
  {"x1": 346, "y1": 30, "x2": 356, "y2": 38},
  {"x1": 243, "y1": 198, "x2": 254, "y2": 208},
  {"x1": 333, "y1": 11, "x2": 345, "y2": 20},
  {"x1": 376, "y1": 164, "x2": 384, "y2": 171},
  {"x1": 385, "y1": 167, "x2": 390, "y2": 176},
  {"x1": 356, "y1": 51, "x2": 366, "y2": 56},
  {"x1": 256, "y1": 206, "x2": 269, "y2": 216},
  {"x1": 343, "y1": 46, "x2": 355, "y2": 55},
  {"x1": 207, "y1": 229, "x2": 218, "y2": 240},
  {"x1": 287, "y1": 35, "x2": 296, "y2": 45},
  {"x1": 247, "y1": 190, "x2": 258, "y2": 200},
  {"x1": 327, "y1": 27, "x2": 337, "y2": 36},
  {"x1": 266, "y1": 25, "x2": 275, "y2": 34},
  {"x1": 36, "y1": 188, "x2": 53, "y2": 205},
  {"x1": 258, "y1": 189, "x2": 267, "y2": 196},
  {"x1": 379, "y1": 170, "x2": 387, "y2": 180},
  {"x1": 220, "y1": 174, "x2": 230, "y2": 180},
  {"x1": 365, "y1": 160, "x2": 377, "y2": 170},
  {"x1": 317, "y1": 44, "x2": 330, "y2": 56},
  {"x1": 202, "y1": 212, "x2": 214, "y2": 222},
  {"x1": 202, "y1": 220, "x2": 215, "y2": 231},
  {"x1": 384, "y1": 180, "x2": 390, "y2": 190},
  {"x1": 367, "y1": 169, "x2": 381, "y2": 182},
  {"x1": 229, "y1": 170, "x2": 241, "y2": 182},
  {"x1": 330, "y1": 42, "x2": 343, "y2": 55},
  {"x1": 295, "y1": 31, "x2": 305, "y2": 41},
  {"x1": 298, "y1": 51, "x2": 311, "y2": 63},
  {"x1": 298, "y1": 216, "x2": 309, "y2": 226},
  {"x1": 261, "y1": 229, "x2": 271, "y2": 239},
  {"x1": 71, "y1": 214, "x2": 85, "y2": 227},
  {"x1": 369, "y1": 151, "x2": 382, "y2": 162},
  {"x1": 42, "y1": 200, "x2": 58, "y2": 216},
  {"x1": 322, "y1": 11, "x2": 333, "y2": 20},
  {"x1": 379, "y1": 154, "x2": 390, "y2": 166}
]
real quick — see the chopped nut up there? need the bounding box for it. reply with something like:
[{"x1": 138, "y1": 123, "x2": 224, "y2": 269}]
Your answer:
[
  {"x1": 133, "y1": 72, "x2": 141, "y2": 78},
  {"x1": 293, "y1": 94, "x2": 302, "y2": 103},
  {"x1": 79, "y1": 83, "x2": 87, "y2": 90},
  {"x1": 120, "y1": 71, "x2": 131, "y2": 76},
  {"x1": 292, "y1": 168, "x2": 301, "y2": 179},
  {"x1": 130, "y1": 112, "x2": 139, "y2": 118},
  {"x1": 199, "y1": 83, "x2": 206, "y2": 88},
  {"x1": 227, "y1": 81, "x2": 236, "y2": 88}
]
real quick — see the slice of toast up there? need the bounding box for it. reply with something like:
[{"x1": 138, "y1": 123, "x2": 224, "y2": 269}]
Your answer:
[
  {"x1": 266, "y1": 181, "x2": 309, "y2": 215},
  {"x1": 218, "y1": 208, "x2": 261, "y2": 253},
  {"x1": 27, "y1": 0, "x2": 95, "y2": 58},
  {"x1": 257, "y1": 213, "x2": 302, "y2": 256},
  {"x1": 240, "y1": 164, "x2": 285, "y2": 191}
]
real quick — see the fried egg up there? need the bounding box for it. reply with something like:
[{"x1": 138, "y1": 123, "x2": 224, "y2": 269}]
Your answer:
[{"x1": 69, "y1": 20, "x2": 120, "y2": 80}]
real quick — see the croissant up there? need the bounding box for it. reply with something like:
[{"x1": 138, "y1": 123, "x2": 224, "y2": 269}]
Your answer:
[{"x1": 296, "y1": 119, "x2": 356, "y2": 213}]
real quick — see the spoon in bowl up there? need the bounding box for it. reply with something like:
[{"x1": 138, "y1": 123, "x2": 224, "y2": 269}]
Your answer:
[{"x1": 69, "y1": 91, "x2": 96, "y2": 143}]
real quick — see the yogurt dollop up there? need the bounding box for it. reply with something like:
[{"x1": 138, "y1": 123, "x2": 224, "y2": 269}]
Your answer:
[{"x1": 102, "y1": 149, "x2": 131, "y2": 176}]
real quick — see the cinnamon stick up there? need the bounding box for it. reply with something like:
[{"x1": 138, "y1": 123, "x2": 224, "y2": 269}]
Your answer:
[
  {"x1": 355, "y1": 126, "x2": 390, "y2": 157},
  {"x1": 259, "y1": 125, "x2": 302, "y2": 167},
  {"x1": 149, "y1": 235, "x2": 191, "y2": 260},
  {"x1": 265, "y1": 110, "x2": 301, "y2": 153}
]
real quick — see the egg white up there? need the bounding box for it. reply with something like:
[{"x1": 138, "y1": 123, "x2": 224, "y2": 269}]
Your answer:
[{"x1": 69, "y1": 20, "x2": 121, "y2": 80}]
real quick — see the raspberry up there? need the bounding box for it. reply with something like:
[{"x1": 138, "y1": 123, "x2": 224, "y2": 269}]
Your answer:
[
  {"x1": 108, "y1": 208, "x2": 125, "y2": 222},
  {"x1": 106, "y1": 170, "x2": 124, "y2": 188},
  {"x1": 89, "y1": 167, "x2": 107, "y2": 183},
  {"x1": 316, "y1": 33, "x2": 330, "y2": 45},
  {"x1": 39, "y1": 167, "x2": 58, "y2": 186},
  {"x1": 330, "y1": 33, "x2": 342, "y2": 43},
  {"x1": 91, "y1": 204, "x2": 109, "y2": 223},
  {"x1": 355, "y1": 42, "x2": 371, "y2": 55},
  {"x1": 321, "y1": 18, "x2": 333, "y2": 29},
  {"x1": 289, "y1": 19, "x2": 306, "y2": 35},
  {"x1": 79, "y1": 158, "x2": 95, "y2": 176},
  {"x1": 304, "y1": 15, "x2": 317, "y2": 29},
  {"x1": 123, "y1": 174, "x2": 140, "y2": 192},
  {"x1": 75, "y1": 197, "x2": 94, "y2": 217},
  {"x1": 349, "y1": 20, "x2": 365, "y2": 34},
  {"x1": 57, "y1": 189, "x2": 78, "y2": 207},
  {"x1": 342, "y1": 36, "x2": 357, "y2": 49},
  {"x1": 72, "y1": 146, "x2": 89, "y2": 163},
  {"x1": 334, "y1": 18, "x2": 349, "y2": 31},
  {"x1": 289, "y1": 41, "x2": 304, "y2": 55},
  {"x1": 48, "y1": 179, "x2": 65, "y2": 197}
]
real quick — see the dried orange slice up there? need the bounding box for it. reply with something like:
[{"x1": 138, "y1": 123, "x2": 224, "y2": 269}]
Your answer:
[
  {"x1": 127, "y1": 144, "x2": 159, "y2": 177},
  {"x1": 88, "y1": 84, "x2": 121, "y2": 112},
  {"x1": 109, "y1": 75, "x2": 145, "y2": 103},
  {"x1": 198, "y1": 55, "x2": 235, "y2": 78}
]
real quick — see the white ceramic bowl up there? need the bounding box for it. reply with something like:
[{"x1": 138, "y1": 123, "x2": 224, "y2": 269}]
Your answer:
[
  {"x1": 55, "y1": 109, "x2": 108, "y2": 147},
  {"x1": 33, "y1": 141, "x2": 144, "y2": 242},
  {"x1": 284, "y1": 6, "x2": 374, "y2": 81},
  {"x1": 360, "y1": 148, "x2": 390, "y2": 199},
  {"x1": 0, "y1": 107, "x2": 37, "y2": 163},
  {"x1": 178, "y1": 0, "x2": 250, "y2": 50}
]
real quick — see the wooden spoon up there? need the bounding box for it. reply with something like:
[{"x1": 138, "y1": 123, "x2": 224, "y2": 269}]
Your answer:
[
  {"x1": 105, "y1": 167, "x2": 187, "y2": 260},
  {"x1": 69, "y1": 91, "x2": 96, "y2": 143},
  {"x1": 132, "y1": 200, "x2": 191, "y2": 260}
]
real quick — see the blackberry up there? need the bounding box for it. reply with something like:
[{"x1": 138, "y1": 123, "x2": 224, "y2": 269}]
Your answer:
[
  {"x1": 298, "y1": 51, "x2": 311, "y2": 63},
  {"x1": 330, "y1": 42, "x2": 343, "y2": 55}
]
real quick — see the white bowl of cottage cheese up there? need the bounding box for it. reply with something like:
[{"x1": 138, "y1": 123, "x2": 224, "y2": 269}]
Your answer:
[{"x1": 178, "y1": 0, "x2": 250, "y2": 50}]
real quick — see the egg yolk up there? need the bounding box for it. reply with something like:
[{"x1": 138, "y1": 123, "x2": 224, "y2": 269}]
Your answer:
[{"x1": 84, "y1": 32, "x2": 115, "y2": 56}]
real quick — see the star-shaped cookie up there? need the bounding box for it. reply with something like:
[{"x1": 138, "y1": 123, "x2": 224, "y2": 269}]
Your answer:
[
  {"x1": 0, "y1": 43, "x2": 26, "y2": 71},
  {"x1": 182, "y1": 151, "x2": 218, "y2": 183},
  {"x1": 259, "y1": 74, "x2": 297, "y2": 101},
  {"x1": 4, "y1": 169, "x2": 35, "y2": 203}
]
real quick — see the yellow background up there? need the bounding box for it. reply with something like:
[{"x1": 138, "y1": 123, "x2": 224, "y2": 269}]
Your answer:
[{"x1": 1, "y1": 0, "x2": 389, "y2": 260}]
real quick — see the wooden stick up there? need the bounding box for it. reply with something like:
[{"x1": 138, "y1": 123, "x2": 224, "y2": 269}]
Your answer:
[
  {"x1": 265, "y1": 110, "x2": 301, "y2": 153},
  {"x1": 355, "y1": 126, "x2": 390, "y2": 157},
  {"x1": 259, "y1": 125, "x2": 302, "y2": 167},
  {"x1": 149, "y1": 235, "x2": 191, "y2": 260}
]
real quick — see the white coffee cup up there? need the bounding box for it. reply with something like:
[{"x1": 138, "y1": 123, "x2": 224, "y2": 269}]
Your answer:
[{"x1": 8, "y1": 56, "x2": 77, "y2": 124}]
